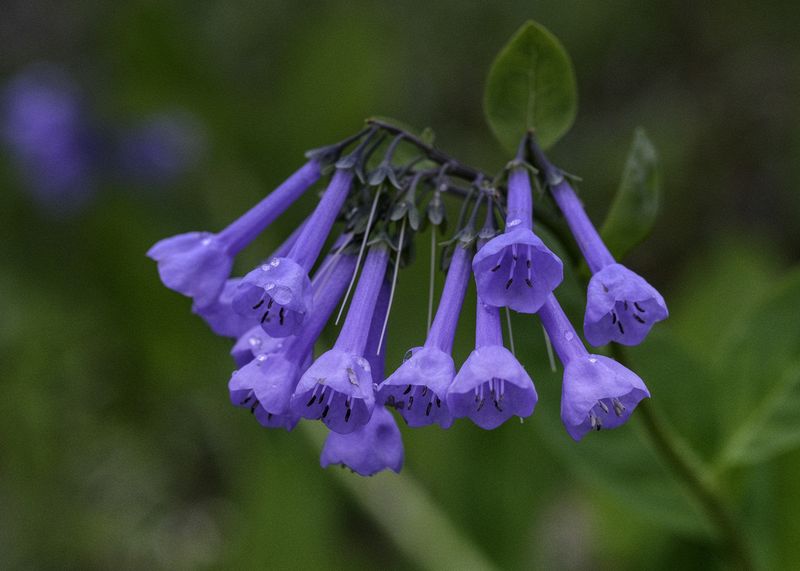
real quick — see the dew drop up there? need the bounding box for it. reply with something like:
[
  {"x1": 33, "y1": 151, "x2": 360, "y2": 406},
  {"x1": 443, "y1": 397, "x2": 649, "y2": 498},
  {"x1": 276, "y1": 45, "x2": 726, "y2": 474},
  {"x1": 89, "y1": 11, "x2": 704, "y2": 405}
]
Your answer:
[
  {"x1": 270, "y1": 258, "x2": 280, "y2": 267},
  {"x1": 248, "y1": 336, "x2": 262, "y2": 348},
  {"x1": 261, "y1": 264, "x2": 271, "y2": 272},
  {"x1": 507, "y1": 218, "x2": 522, "y2": 228},
  {"x1": 265, "y1": 283, "x2": 275, "y2": 291},
  {"x1": 256, "y1": 354, "x2": 267, "y2": 363},
  {"x1": 201, "y1": 237, "x2": 212, "y2": 246},
  {"x1": 589, "y1": 358, "x2": 598, "y2": 363}
]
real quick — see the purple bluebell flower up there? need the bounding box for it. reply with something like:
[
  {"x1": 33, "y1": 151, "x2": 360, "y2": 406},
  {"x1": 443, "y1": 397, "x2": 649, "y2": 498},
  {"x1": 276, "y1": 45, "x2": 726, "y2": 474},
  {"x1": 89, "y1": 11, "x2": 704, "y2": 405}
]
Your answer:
[
  {"x1": 447, "y1": 298, "x2": 537, "y2": 429},
  {"x1": 233, "y1": 169, "x2": 354, "y2": 337},
  {"x1": 117, "y1": 111, "x2": 206, "y2": 186},
  {"x1": 290, "y1": 246, "x2": 389, "y2": 433},
  {"x1": 531, "y1": 143, "x2": 668, "y2": 346},
  {"x1": 379, "y1": 243, "x2": 473, "y2": 428},
  {"x1": 321, "y1": 280, "x2": 404, "y2": 475},
  {"x1": 147, "y1": 158, "x2": 321, "y2": 307},
  {"x1": 320, "y1": 406, "x2": 403, "y2": 475},
  {"x1": 1, "y1": 66, "x2": 97, "y2": 212},
  {"x1": 193, "y1": 222, "x2": 307, "y2": 338},
  {"x1": 472, "y1": 167, "x2": 563, "y2": 313},
  {"x1": 537, "y1": 294, "x2": 650, "y2": 441},
  {"x1": 228, "y1": 251, "x2": 358, "y2": 430},
  {"x1": 584, "y1": 263, "x2": 669, "y2": 346}
]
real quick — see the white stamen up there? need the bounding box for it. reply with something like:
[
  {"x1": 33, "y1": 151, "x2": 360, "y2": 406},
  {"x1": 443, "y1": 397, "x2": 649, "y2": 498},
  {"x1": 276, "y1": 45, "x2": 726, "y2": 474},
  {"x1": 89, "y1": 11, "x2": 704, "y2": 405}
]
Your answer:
[
  {"x1": 505, "y1": 307, "x2": 516, "y2": 356},
  {"x1": 335, "y1": 186, "x2": 383, "y2": 325},
  {"x1": 377, "y1": 218, "x2": 405, "y2": 355},
  {"x1": 542, "y1": 323, "x2": 557, "y2": 372}
]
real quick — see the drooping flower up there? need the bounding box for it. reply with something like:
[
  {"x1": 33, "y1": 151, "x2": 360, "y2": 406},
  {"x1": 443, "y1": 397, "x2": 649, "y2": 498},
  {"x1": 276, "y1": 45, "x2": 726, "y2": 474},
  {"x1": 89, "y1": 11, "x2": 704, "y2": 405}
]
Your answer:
[
  {"x1": 537, "y1": 293, "x2": 650, "y2": 441},
  {"x1": 147, "y1": 158, "x2": 322, "y2": 307},
  {"x1": 472, "y1": 166, "x2": 563, "y2": 313},
  {"x1": 530, "y1": 141, "x2": 667, "y2": 346},
  {"x1": 228, "y1": 251, "x2": 358, "y2": 430},
  {"x1": 291, "y1": 246, "x2": 389, "y2": 433},
  {"x1": 447, "y1": 298, "x2": 537, "y2": 429},
  {"x1": 379, "y1": 243, "x2": 473, "y2": 428},
  {"x1": 232, "y1": 168, "x2": 355, "y2": 337},
  {"x1": 193, "y1": 222, "x2": 308, "y2": 338},
  {"x1": 584, "y1": 263, "x2": 669, "y2": 346},
  {"x1": 321, "y1": 280, "x2": 404, "y2": 475},
  {"x1": 1, "y1": 65, "x2": 97, "y2": 213},
  {"x1": 320, "y1": 406, "x2": 403, "y2": 475}
]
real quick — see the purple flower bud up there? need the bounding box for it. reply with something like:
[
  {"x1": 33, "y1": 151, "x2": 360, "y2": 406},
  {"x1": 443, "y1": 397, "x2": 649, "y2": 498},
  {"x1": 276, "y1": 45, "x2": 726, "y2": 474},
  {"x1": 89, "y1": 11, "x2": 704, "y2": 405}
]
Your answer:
[
  {"x1": 379, "y1": 244, "x2": 472, "y2": 428},
  {"x1": 472, "y1": 168, "x2": 563, "y2": 313},
  {"x1": 584, "y1": 263, "x2": 668, "y2": 346},
  {"x1": 538, "y1": 294, "x2": 650, "y2": 441},
  {"x1": 232, "y1": 169, "x2": 354, "y2": 337},
  {"x1": 447, "y1": 298, "x2": 537, "y2": 429},
  {"x1": 147, "y1": 159, "x2": 321, "y2": 307},
  {"x1": 291, "y1": 246, "x2": 389, "y2": 433},
  {"x1": 320, "y1": 406, "x2": 403, "y2": 476},
  {"x1": 227, "y1": 251, "x2": 357, "y2": 428}
]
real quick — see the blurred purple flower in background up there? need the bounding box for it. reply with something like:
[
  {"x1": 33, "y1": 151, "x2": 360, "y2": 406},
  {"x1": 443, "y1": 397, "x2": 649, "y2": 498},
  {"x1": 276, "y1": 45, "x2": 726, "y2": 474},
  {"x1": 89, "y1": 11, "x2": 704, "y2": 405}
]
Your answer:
[
  {"x1": 117, "y1": 111, "x2": 206, "y2": 187},
  {"x1": 1, "y1": 64, "x2": 97, "y2": 212}
]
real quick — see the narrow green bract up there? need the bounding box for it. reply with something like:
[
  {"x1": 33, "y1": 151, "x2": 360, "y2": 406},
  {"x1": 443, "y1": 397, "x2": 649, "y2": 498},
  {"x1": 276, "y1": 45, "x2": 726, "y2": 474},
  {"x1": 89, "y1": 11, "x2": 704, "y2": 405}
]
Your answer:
[{"x1": 484, "y1": 20, "x2": 577, "y2": 152}]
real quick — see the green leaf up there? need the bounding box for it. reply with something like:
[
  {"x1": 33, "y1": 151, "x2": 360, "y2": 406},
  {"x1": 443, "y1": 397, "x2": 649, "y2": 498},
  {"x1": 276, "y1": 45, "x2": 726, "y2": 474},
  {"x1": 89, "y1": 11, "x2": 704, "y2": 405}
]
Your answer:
[
  {"x1": 484, "y1": 20, "x2": 577, "y2": 152},
  {"x1": 600, "y1": 128, "x2": 661, "y2": 260},
  {"x1": 714, "y1": 270, "x2": 800, "y2": 468}
]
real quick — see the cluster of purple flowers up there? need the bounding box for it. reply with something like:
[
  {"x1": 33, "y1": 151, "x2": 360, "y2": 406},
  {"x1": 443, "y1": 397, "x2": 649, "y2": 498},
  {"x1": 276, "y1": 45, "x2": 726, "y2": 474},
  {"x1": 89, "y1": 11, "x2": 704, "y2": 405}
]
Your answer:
[{"x1": 149, "y1": 124, "x2": 667, "y2": 476}]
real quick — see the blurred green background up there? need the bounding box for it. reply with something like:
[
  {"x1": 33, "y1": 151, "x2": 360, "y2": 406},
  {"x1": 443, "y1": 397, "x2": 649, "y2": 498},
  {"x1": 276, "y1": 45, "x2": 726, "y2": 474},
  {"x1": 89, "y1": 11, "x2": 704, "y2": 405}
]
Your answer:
[{"x1": 2, "y1": 1, "x2": 799, "y2": 569}]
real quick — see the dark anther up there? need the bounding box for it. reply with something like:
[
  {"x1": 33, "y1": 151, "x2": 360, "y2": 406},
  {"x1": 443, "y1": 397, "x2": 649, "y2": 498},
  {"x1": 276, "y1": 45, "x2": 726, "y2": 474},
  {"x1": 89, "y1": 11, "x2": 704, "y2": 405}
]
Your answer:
[
  {"x1": 426, "y1": 402, "x2": 432, "y2": 416},
  {"x1": 611, "y1": 311, "x2": 617, "y2": 324},
  {"x1": 525, "y1": 278, "x2": 533, "y2": 287},
  {"x1": 306, "y1": 393, "x2": 316, "y2": 407},
  {"x1": 494, "y1": 400, "x2": 502, "y2": 412},
  {"x1": 634, "y1": 302, "x2": 645, "y2": 312},
  {"x1": 602, "y1": 283, "x2": 609, "y2": 293},
  {"x1": 241, "y1": 395, "x2": 252, "y2": 405},
  {"x1": 267, "y1": 413, "x2": 273, "y2": 420},
  {"x1": 261, "y1": 311, "x2": 270, "y2": 324},
  {"x1": 421, "y1": 387, "x2": 428, "y2": 397},
  {"x1": 250, "y1": 402, "x2": 257, "y2": 414},
  {"x1": 345, "y1": 407, "x2": 352, "y2": 422},
  {"x1": 322, "y1": 405, "x2": 330, "y2": 419},
  {"x1": 408, "y1": 396, "x2": 414, "y2": 409},
  {"x1": 491, "y1": 263, "x2": 502, "y2": 272},
  {"x1": 505, "y1": 278, "x2": 513, "y2": 289},
  {"x1": 403, "y1": 385, "x2": 412, "y2": 395},
  {"x1": 624, "y1": 301, "x2": 628, "y2": 311},
  {"x1": 252, "y1": 299, "x2": 264, "y2": 310},
  {"x1": 512, "y1": 255, "x2": 518, "y2": 261},
  {"x1": 279, "y1": 308, "x2": 285, "y2": 325},
  {"x1": 617, "y1": 321, "x2": 625, "y2": 334},
  {"x1": 435, "y1": 396, "x2": 441, "y2": 408},
  {"x1": 476, "y1": 399, "x2": 485, "y2": 412},
  {"x1": 267, "y1": 299, "x2": 274, "y2": 309},
  {"x1": 526, "y1": 259, "x2": 531, "y2": 269},
  {"x1": 317, "y1": 392, "x2": 325, "y2": 404}
]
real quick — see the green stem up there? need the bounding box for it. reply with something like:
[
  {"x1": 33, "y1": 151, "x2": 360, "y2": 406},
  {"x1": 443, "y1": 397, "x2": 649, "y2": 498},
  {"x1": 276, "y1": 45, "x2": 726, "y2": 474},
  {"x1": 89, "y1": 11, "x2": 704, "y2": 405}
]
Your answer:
[{"x1": 611, "y1": 344, "x2": 755, "y2": 570}]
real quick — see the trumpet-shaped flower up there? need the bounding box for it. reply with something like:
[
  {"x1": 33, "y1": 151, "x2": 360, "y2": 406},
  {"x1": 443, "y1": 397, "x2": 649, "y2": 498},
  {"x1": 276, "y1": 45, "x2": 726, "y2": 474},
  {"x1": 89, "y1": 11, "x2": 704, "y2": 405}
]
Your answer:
[
  {"x1": 148, "y1": 159, "x2": 321, "y2": 307},
  {"x1": 291, "y1": 246, "x2": 389, "y2": 433},
  {"x1": 537, "y1": 293, "x2": 650, "y2": 441},
  {"x1": 447, "y1": 299, "x2": 536, "y2": 429},
  {"x1": 472, "y1": 168, "x2": 562, "y2": 313}
]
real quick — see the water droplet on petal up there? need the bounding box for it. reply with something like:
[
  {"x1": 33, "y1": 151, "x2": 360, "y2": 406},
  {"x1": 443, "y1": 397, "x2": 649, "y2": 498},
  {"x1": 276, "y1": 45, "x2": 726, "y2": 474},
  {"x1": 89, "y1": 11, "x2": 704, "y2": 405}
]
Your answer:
[
  {"x1": 201, "y1": 237, "x2": 213, "y2": 246},
  {"x1": 564, "y1": 331, "x2": 574, "y2": 341},
  {"x1": 256, "y1": 354, "x2": 267, "y2": 363},
  {"x1": 265, "y1": 283, "x2": 275, "y2": 291},
  {"x1": 248, "y1": 336, "x2": 262, "y2": 348},
  {"x1": 589, "y1": 358, "x2": 598, "y2": 363},
  {"x1": 507, "y1": 218, "x2": 522, "y2": 228},
  {"x1": 270, "y1": 258, "x2": 280, "y2": 267},
  {"x1": 261, "y1": 264, "x2": 271, "y2": 272}
]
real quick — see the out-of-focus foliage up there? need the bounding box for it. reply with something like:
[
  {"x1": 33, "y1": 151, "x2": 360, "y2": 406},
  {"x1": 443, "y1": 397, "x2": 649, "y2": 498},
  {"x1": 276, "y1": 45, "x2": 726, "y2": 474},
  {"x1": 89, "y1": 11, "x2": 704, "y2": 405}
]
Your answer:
[{"x1": 1, "y1": 1, "x2": 799, "y2": 569}]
